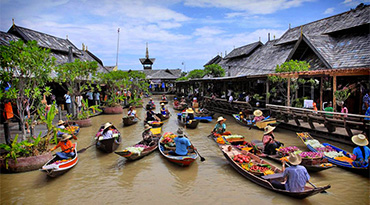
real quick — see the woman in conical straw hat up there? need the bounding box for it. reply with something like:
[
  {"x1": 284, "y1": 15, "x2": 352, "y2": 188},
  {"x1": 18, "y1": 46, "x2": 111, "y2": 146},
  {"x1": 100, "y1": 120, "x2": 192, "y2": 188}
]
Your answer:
[
  {"x1": 351, "y1": 134, "x2": 370, "y2": 167},
  {"x1": 262, "y1": 125, "x2": 283, "y2": 155},
  {"x1": 253, "y1": 109, "x2": 265, "y2": 122},
  {"x1": 213, "y1": 116, "x2": 227, "y2": 134}
]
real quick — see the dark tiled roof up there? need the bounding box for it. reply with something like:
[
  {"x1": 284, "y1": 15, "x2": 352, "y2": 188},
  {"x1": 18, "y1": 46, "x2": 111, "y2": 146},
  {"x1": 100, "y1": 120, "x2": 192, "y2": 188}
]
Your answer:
[
  {"x1": 0, "y1": 31, "x2": 20, "y2": 45},
  {"x1": 276, "y1": 4, "x2": 370, "y2": 45},
  {"x1": 204, "y1": 55, "x2": 222, "y2": 67},
  {"x1": 142, "y1": 69, "x2": 182, "y2": 80},
  {"x1": 224, "y1": 41, "x2": 262, "y2": 59},
  {"x1": 139, "y1": 58, "x2": 156, "y2": 64},
  {"x1": 8, "y1": 25, "x2": 82, "y2": 55}
]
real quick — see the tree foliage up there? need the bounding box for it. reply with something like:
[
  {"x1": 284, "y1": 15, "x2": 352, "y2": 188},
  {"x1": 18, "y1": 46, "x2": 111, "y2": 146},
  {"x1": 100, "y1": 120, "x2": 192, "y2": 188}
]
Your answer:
[
  {"x1": 204, "y1": 64, "x2": 225, "y2": 77},
  {"x1": 0, "y1": 40, "x2": 55, "y2": 139}
]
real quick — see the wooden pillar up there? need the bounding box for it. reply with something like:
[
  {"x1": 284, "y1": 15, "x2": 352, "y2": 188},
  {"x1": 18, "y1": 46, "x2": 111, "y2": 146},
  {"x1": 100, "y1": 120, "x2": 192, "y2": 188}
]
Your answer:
[
  {"x1": 333, "y1": 75, "x2": 337, "y2": 111},
  {"x1": 320, "y1": 76, "x2": 323, "y2": 110},
  {"x1": 266, "y1": 80, "x2": 270, "y2": 104},
  {"x1": 223, "y1": 82, "x2": 227, "y2": 97},
  {"x1": 287, "y1": 78, "x2": 291, "y2": 106}
]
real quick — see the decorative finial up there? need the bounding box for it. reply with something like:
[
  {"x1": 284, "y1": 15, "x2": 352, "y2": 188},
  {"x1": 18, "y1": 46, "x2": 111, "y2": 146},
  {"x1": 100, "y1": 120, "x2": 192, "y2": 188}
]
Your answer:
[
  {"x1": 259, "y1": 37, "x2": 261, "y2": 42},
  {"x1": 82, "y1": 43, "x2": 85, "y2": 51},
  {"x1": 66, "y1": 35, "x2": 68, "y2": 40},
  {"x1": 145, "y1": 42, "x2": 149, "y2": 59},
  {"x1": 289, "y1": 23, "x2": 291, "y2": 29},
  {"x1": 12, "y1": 18, "x2": 15, "y2": 26},
  {"x1": 300, "y1": 26, "x2": 303, "y2": 37},
  {"x1": 86, "y1": 45, "x2": 88, "y2": 51},
  {"x1": 273, "y1": 35, "x2": 275, "y2": 40}
]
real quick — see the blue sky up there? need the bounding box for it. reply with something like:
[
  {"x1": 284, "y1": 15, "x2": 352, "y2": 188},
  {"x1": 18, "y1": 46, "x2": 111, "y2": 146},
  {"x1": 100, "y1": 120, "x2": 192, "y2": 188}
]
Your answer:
[{"x1": 0, "y1": 0, "x2": 368, "y2": 71}]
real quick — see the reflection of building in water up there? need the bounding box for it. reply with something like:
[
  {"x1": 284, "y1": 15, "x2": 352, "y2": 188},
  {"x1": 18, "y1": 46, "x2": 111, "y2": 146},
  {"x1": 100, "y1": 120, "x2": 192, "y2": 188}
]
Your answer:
[{"x1": 139, "y1": 42, "x2": 181, "y2": 93}]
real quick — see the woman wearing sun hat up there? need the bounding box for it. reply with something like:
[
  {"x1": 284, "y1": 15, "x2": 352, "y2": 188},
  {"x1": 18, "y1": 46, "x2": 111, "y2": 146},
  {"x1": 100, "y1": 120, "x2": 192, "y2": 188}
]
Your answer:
[
  {"x1": 142, "y1": 124, "x2": 154, "y2": 146},
  {"x1": 213, "y1": 116, "x2": 227, "y2": 134},
  {"x1": 253, "y1": 109, "x2": 265, "y2": 122},
  {"x1": 262, "y1": 125, "x2": 283, "y2": 155},
  {"x1": 351, "y1": 134, "x2": 370, "y2": 167}
]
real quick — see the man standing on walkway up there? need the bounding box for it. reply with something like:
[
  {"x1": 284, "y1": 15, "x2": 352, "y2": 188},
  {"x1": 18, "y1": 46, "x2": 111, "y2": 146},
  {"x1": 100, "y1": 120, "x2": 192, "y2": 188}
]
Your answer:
[{"x1": 64, "y1": 91, "x2": 72, "y2": 114}]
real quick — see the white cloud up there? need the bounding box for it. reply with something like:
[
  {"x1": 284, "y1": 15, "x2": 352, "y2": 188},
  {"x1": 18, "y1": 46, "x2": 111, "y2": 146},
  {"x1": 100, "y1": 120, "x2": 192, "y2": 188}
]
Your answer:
[
  {"x1": 323, "y1": 7, "x2": 334, "y2": 14},
  {"x1": 193, "y1": 26, "x2": 225, "y2": 37},
  {"x1": 184, "y1": 0, "x2": 316, "y2": 14}
]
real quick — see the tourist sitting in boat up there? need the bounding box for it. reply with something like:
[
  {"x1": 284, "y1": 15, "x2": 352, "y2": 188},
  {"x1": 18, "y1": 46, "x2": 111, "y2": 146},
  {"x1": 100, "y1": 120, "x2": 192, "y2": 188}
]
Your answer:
[
  {"x1": 253, "y1": 110, "x2": 265, "y2": 122},
  {"x1": 169, "y1": 128, "x2": 196, "y2": 156},
  {"x1": 271, "y1": 153, "x2": 310, "y2": 192},
  {"x1": 128, "y1": 106, "x2": 139, "y2": 120},
  {"x1": 146, "y1": 107, "x2": 160, "y2": 122},
  {"x1": 142, "y1": 124, "x2": 155, "y2": 146},
  {"x1": 262, "y1": 125, "x2": 283, "y2": 155},
  {"x1": 213, "y1": 116, "x2": 227, "y2": 134},
  {"x1": 161, "y1": 94, "x2": 167, "y2": 101},
  {"x1": 192, "y1": 97, "x2": 199, "y2": 109},
  {"x1": 49, "y1": 134, "x2": 75, "y2": 160},
  {"x1": 148, "y1": 98, "x2": 155, "y2": 107},
  {"x1": 57, "y1": 120, "x2": 66, "y2": 138},
  {"x1": 350, "y1": 134, "x2": 370, "y2": 167},
  {"x1": 180, "y1": 96, "x2": 186, "y2": 104},
  {"x1": 160, "y1": 103, "x2": 168, "y2": 115}
]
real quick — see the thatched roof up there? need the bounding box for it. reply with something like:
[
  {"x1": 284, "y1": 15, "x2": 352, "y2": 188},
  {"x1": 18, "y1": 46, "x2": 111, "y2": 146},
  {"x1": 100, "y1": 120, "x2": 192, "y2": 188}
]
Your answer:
[
  {"x1": 224, "y1": 41, "x2": 262, "y2": 59},
  {"x1": 142, "y1": 69, "x2": 182, "y2": 80},
  {"x1": 0, "y1": 31, "x2": 20, "y2": 45},
  {"x1": 204, "y1": 55, "x2": 222, "y2": 67}
]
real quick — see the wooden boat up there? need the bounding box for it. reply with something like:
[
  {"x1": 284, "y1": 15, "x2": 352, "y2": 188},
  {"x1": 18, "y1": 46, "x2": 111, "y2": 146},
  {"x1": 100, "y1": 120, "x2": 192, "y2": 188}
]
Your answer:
[
  {"x1": 195, "y1": 110, "x2": 215, "y2": 118},
  {"x1": 158, "y1": 135, "x2": 198, "y2": 166},
  {"x1": 156, "y1": 112, "x2": 170, "y2": 121},
  {"x1": 40, "y1": 143, "x2": 78, "y2": 177},
  {"x1": 232, "y1": 114, "x2": 278, "y2": 129},
  {"x1": 298, "y1": 132, "x2": 369, "y2": 176},
  {"x1": 145, "y1": 121, "x2": 164, "y2": 128},
  {"x1": 95, "y1": 125, "x2": 122, "y2": 153},
  {"x1": 159, "y1": 100, "x2": 168, "y2": 105},
  {"x1": 115, "y1": 128, "x2": 161, "y2": 161},
  {"x1": 122, "y1": 116, "x2": 138, "y2": 126},
  {"x1": 173, "y1": 103, "x2": 185, "y2": 111},
  {"x1": 177, "y1": 114, "x2": 199, "y2": 129},
  {"x1": 219, "y1": 144, "x2": 330, "y2": 199}
]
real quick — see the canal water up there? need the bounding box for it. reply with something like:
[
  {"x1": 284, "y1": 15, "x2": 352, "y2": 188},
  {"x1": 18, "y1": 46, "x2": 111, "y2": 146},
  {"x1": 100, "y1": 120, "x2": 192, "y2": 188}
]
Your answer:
[{"x1": 1, "y1": 96, "x2": 369, "y2": 205}]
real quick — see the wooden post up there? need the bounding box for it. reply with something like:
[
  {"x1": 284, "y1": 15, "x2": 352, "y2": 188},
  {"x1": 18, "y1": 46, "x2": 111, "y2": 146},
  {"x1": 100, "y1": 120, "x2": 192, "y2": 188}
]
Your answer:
[
  {"x1": 320, "y1": 76, "x2": 323, "y2": 111},
  {"x1": 266, "y1": 80, "x2": 270, "y2": 104},
  {"x1": 333, "y1": 75, "x2": 337, "y2": 111},
  {"x1": 287, "y1": 78, "x2": 291, "y2": 106}
]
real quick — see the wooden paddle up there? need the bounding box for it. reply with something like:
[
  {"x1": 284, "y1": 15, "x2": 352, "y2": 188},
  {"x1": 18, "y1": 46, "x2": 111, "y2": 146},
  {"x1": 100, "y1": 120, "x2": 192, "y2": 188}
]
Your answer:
[
  {"x1": 195, "y1": 149, "x2": 206, "y2": 162},
  {"x1": 77, "y1": 142, "x2": 95, "y2": 153}
]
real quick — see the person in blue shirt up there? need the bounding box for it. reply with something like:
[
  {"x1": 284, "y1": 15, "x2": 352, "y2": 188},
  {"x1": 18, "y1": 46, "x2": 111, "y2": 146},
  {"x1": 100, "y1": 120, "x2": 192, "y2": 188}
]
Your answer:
[
  {"x1": 169, "y1": 128, "x2": 195, "y2": 156},
  {"x1": 213, "y1": 116, "x2": 226, "y2": 134},
  {"x1": 272, "y1": 153, "x2": 310, "y2": 192},
  {"x1": 160, "y1": 103, "x2": 167, "y2": 115},
  {"x1": 351, "y1": 134, "x2": 370, "y2": 167}
]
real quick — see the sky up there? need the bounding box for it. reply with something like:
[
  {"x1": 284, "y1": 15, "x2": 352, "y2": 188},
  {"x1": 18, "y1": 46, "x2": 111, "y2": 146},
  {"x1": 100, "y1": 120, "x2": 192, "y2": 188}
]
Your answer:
[{"x1": 0, "y1": 0, "x2": 369, "y2": 71}]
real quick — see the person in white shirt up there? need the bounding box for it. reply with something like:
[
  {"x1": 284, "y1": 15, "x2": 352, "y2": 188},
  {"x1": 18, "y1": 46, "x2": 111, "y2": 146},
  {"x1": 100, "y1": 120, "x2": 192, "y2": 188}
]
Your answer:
[
  {"x1": 228, "y1": 95, "x2": 233, "y2": 103},
  {"x1": 75, "y1": 95, "x2": 83, "y2": 113}
]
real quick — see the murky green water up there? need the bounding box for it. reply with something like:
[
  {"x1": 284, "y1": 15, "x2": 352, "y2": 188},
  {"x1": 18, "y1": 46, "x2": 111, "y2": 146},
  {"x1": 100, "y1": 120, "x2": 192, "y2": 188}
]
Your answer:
[{"x1": 1, "y1": 95, "x2": 369, "y2": 205}]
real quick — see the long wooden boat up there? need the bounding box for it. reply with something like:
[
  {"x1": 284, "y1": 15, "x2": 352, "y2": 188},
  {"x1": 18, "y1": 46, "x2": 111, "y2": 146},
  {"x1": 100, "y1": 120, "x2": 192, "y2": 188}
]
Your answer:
[
  {"x1": 95, "y1": 125, "x2": 122, "y2": 153},
  {"x1": 219, "y1": 144, "x2": 330, "y2": 199},
  {"x1": 158, "y1": 135, "x2": 198, "y2": 166},
  {"x1": 156, "y1": 112, "x2": 170, "y2": 121},
  {"x1": 298, "y1": 132, "x2": 369, "y2": 176},
  {"x1": 122, "y1": 116, "x2": 138, "y2": 126},
  {"x1": 177, "y1": 118, "x2": 199, "y2": 129},
  {"x1": 195, "y1": 110, "x2": 215, "y2": 118},
  {"x1": 40, "y1": 143, "x2": 78, "y2": 177},
  {"x1": 115, "y1": 128, "x2": 161, "y2": 161},
  {"x1": 232, "y1": 114, "x2": 278, "y2": 129}
]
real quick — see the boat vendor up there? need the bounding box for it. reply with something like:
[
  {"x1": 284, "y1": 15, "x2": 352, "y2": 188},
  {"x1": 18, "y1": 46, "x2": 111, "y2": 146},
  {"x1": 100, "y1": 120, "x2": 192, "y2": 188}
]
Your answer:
[
  {"x1": 49, "y1": 134, "x2": 75, "y2": 159},
  {"x1": 182, "y1": 107, "x2": 194, "y2": 123},
  {"x1": 174, "y1": 97, "x2": 179, "y2": 106},
  {"x1": 98, "y1": 122, "x2": 114, "y2": 140},
  {"x1": 128, "y1": 106, "x2": 139, "y2": 120},
  {"x1": 262, "y1": 125, "x2": 283, "y2": 155},
  {"x1": 148, "y1": 98, "x2": 155, "y2": 108},
  {"x1": 271, "y1": 153, "x2": 310, "y2": 192},
  {"x1": 169, "y1": 128, "x2": 196, "y2": 156},
  {"x1": 192, "y1": 97, "x2": 199, "y2": 109},
  {"x1": 160, "y1": 103, "x2": 168, "y2": 116},
  {"x1": 180, "y1": 96, "x2": 186, "y2": 105},
  {"x1": 57, "y1": 120, "x2": 66, "y2": 138},
  {"x1": 142, "y1": 124, "x2": 155, "y2": 146},
  {"x1": 146, "y1": 107, "x2": 160, "y2": 122},
  {"x1": 253, "y1": 109, "x2": 265, "y2": 122},
  {"x1": 350, "y1": 134, "x2": 370, "y2": 167},
  {"x1": 213, "y1": 116, "x2": 227, "y2": 134}
]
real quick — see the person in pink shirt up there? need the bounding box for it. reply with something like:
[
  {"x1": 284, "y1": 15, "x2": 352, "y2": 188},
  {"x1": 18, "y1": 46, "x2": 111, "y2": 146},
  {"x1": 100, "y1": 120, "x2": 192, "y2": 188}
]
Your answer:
[{"x1": 253, "y1": 109, "x2": 265, "y2": 122}]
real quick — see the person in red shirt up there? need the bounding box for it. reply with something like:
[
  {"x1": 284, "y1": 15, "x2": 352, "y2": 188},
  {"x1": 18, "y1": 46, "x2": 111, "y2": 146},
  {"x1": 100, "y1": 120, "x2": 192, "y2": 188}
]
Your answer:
[{"x1": 49, "y1": 134, "x2": 75, "y2": 159}]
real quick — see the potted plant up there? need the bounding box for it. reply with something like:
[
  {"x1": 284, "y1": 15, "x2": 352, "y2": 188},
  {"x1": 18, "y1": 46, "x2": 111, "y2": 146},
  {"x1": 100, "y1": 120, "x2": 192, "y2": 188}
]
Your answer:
[
  {"x1": 334, "y1": 87, "x2": 351, "y2": 106},
  {"x1": 66, "y1": 99, "x2": 101, "y2": 127}
]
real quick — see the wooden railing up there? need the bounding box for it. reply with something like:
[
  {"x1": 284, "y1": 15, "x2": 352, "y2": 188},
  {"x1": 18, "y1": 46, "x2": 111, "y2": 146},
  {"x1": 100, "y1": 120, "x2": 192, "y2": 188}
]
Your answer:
[{"x1": 266, "y1": 104, "x2": 369, "y2": 136}]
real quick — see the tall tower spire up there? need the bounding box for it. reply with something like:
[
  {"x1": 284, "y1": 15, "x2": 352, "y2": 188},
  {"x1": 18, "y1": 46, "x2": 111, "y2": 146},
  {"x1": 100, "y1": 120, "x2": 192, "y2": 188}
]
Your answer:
[{"x1": 146, "y1": 42, "x2": 149, "y2": 59}]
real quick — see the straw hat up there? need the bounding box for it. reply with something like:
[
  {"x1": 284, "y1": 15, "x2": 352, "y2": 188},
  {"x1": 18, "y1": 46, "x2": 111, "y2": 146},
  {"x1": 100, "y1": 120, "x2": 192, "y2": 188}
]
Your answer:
[
  {"x1": 186, "y1": 108, "x2": 194, "y2": 113},
  {"x1": 264, "y1": 125, "x2": 276, "y2": 134},
  {"x1": 351, "y1": 134, "x2": 368, "y2": 146},
  {"x1": 58, "y1": 120, "x2": 65, "y2": 125},
  {"x1": 103, "y1": 122, "x2": 113, "y2": 130},
  {"x1": 253, "y1": 109, "x2": 263, "y2": 117},
  {"x1": 177, "y1": 128, "x2": 184, "y2": 137},
  {"x1": 61, "y1": 134, "x2": 72, "y2": 141},
  {"x1": 217, "y1": 116, "x2": 226, "y2": 122},
  {"x1": 161, "y1": 103, "x2": 165, "y2": 106},
  {"x1": 288, "y1": 153, "x2": 302, "y2": 165},
  {"x1": 144, "y1": 124, "x2": 152, "y2": 131}
]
